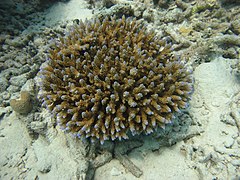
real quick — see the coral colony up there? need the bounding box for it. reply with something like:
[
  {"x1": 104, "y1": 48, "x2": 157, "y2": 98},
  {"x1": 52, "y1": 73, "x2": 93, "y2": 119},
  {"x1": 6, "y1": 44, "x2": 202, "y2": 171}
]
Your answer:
[
  {"x1": 10, "y1": 91, "x2": 33, "y2": 115},
  {"x1": 38, "y1": 16, "x2": 193, "y2": 144}
]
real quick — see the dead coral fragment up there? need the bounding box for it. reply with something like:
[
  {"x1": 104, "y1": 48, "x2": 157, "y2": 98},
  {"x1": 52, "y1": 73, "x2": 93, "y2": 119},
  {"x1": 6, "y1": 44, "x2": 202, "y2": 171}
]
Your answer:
[
  {"x1": 38, "y1": 15, "x2": 193, "y2": 144},
  {"x1": 10, "y1": 91, "x2": 32, "y2": 115}
]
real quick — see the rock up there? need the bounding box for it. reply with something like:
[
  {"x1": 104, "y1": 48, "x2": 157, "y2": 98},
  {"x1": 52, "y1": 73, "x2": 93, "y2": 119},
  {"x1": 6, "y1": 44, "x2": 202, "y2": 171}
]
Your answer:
[
  {"x1": 0, "y1": 76, "x2": 9, "y2": 93},
  {"x1": 220, "y1": 114, "x2": 236, "y2": 127},
  {"x1": 231, "y1": 160, "x2": 240, "y2": 166},
  {"x1": 19, "y1": 64, "x2": 31, "y2": 74},
  {"x1": 5, "y1": 37, "x2": 26, "y2": 47},
  {"x1": 45, "y1": 127, "x2": 58, "y2": 143},
  {"x1": 15, "y1": 55, "x2": 27, "y2": 65},
  {"x1": 227, "y1": 163, "x2": 237, "y2": 178},
  {"x1": 2, "y1": 44, "x2": 9, "y2": 51},
  {"x1": 224, "y1": 138, "x2": 234, "y2": 148},
  {"x1": 0, "y1": 35, "x2": 7, "y2": 44},
  {"x1": 7, "y1": 85, "x2": 20, "y2": 93},
  {"x1": 34, "y1": 37, "x2": 44, "y2": 47},
  {"x1": 132, "y1": 3, "x2": 146, "y2": 18},
  {"x1": 0, "y1": 62, "x2": 5, "y2": 71},
  {"x1": 4, "y1": 59, "x2": 22, "y2": 69},
  {"x1": 2, "y1": 67, "x2": 21, "y2": 77},
  {"x1": 38, "y1": 161, "x2": 52, "y2": 173},
  {"x1": 0, "y1": 91, "x2": 11, "y2": 101},
  {"x1": 110, "y1": 167, "x2": 121, "y2": 176},
  {"x1": 212, "y1": 34, "x2": 240, "y2": 46},
  {"x1": 92, "y1": 151, "x2": 112, "y2": 168},
  {"x1": 232, "y1": 20, "x2": 240, "y2": 35},
  {"x1": 9, "y1": 73, "x2": 29, "y2": 87},
  {"x1": 30, "y1": 121, "x2": 47, "y2": 135},
  {"x1": 0, "y1": 106, "x2": 12, "y2": 120},
  {"x1": 0, "y1": 154, "x2": 8, "y2": 166},
  {"x1": 142, "y1": 9, "x2": 155, "y2": 22},
  {"x1": 21, "y1": 79, "x2": 35, "y2": 94},
  {"x1": 236, "y1": 137, "x2": 240, "y2": 145}
]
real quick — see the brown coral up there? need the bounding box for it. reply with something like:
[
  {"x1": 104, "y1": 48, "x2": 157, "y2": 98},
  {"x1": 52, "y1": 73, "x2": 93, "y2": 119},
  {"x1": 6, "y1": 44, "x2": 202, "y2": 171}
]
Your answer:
[
  {"x1": 10, "y1": 91, "x2": 32, "y2": 115},
  {"x1": 38, "y1": 15, "x2": 193, "y2": 144}
]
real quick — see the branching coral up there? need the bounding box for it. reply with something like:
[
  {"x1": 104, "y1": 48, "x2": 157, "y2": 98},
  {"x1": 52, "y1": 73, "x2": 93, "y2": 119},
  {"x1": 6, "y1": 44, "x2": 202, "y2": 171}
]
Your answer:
[{"x1": 38, "y1": 15, "x2": 193, "y2": 144}]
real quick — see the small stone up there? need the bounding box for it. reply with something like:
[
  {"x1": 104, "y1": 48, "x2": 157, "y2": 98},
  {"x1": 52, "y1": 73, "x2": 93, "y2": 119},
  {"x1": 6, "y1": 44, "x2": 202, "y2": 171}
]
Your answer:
[
  {"x1": 0, "y1": 62, "x2": 5, "y2": 71},
  {"x1": 232, "y1": 133, "x2": 238, "y2": 139},
  {"x1": 38, "y1": 162, "x2": 52, "y2": 173},
  {"x1": 220, "y1": 114, "x2": 236, "y2": 126},
  {"x1": 19, "y1": 65, "x2": 31, "y2": 74},
  {"x1": 0, "y1": 106, "x2": 12, "y2": 119},
  {"x1": 0, "y1": 77, "x2": 9, "y2": 93},
  {"x1": 110, "y1": 167, "x2": 121, "y2": 176},
  {"x1": 231, "y1": 159, "x2": 240, "y2": 166},
  {"x1": 224, "y1": 138, "x2": 234, "y2": 148},
  {"x1": 21, "y1": 79, "x2": 35, "y2": 93},
  {"x1": 15, "y1": 55, "x2": 27, "y2": 65},
  {"x1": 211, "y1": 100, "x2": 220, "y2": 107},
  {"x1": 191, "y1": 94, "x2": 204, "y2": 108},
  {"x1": 143, "y1": 9, "x2": 154, "y2": 22},
  {"x1": 30, "y1": 121, "x2": 47, "y2": 134},
  {"x1": 7, "y1": 85, "x2": 20, "y2": 93},
  {"x1": 227, "y1": 163, "x2": 236, "y2": 177},
  {"x1": 224, "y1": 47, "x2": 238, "y2": 59},
  {"x1": 214, "y1": 146, "x2": 227, "y2": 155},
  {"x1": 0, "y1": 156, "x2": 8, "y2": 166},
  {"x1": 232, "y1": 20, "x2": 240, "y2": 35},
  {"x1": 133, "y1": 4, "x2": 146, "y2": 18},
  {"x1": 236, "y1": 137, "x2": 240, "y2": 145},
  {"x1": 92, "y1": 151, "x2": 112, "y2": 168},
  {"x1": 5, "y1": 37, "x2": 25, "y2": 47},
  {"x1": 201, "y1": 109, "x2": 209, "y2": 115},
  {"x1": 9, "y1": 73, "x2": 29, "y2": 87},
  {"x1": 0, "y1": 35, "x2": 7, "y2": 44},
  {"x1": 34, "y1": 37, "x2": 44, "y2": 47},
  {"x1": 2, "y1": 44, "x2": 9, "y2": 50},
  {"x1": 45, "y1": 127, "x2": 58, "y2": 143},
  {"x1": 173, "y1": 125, "x2": 181, "y2": 132}
]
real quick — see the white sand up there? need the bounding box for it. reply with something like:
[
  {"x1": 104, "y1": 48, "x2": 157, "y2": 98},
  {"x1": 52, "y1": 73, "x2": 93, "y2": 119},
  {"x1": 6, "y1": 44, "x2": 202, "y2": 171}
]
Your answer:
[{"x1": 44, "y1": 0, "x2": 92, "y2": 26}]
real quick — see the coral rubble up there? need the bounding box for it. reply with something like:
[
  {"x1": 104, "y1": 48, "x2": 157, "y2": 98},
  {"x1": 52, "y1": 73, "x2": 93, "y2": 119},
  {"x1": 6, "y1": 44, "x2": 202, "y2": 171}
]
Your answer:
[
  {"x1": 38, "y1": 15, "x2": 193, "y2": 144},
  {"x1": 236, "y1": 61, "x2": 240, "y2": 77}
]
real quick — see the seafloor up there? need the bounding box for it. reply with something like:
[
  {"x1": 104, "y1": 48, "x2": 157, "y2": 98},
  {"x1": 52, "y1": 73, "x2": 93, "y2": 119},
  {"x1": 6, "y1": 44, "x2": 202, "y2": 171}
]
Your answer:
[{"x1": 0, "y1": 0, "x2": 240, "y2": 179}]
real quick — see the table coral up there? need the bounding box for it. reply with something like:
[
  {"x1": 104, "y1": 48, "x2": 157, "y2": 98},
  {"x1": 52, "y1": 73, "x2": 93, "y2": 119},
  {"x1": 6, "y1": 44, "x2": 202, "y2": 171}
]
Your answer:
[
  {"x1": 10, "y1": 91, "x2": 32, "y2": 115},
  {"x1": 38, "y1": 15, "x2": 193, "y2": 144}
]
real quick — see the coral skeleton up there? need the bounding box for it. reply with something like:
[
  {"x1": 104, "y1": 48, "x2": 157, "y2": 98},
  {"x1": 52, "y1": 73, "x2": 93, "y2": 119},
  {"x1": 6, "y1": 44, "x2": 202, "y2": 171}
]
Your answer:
[{"x1": 38, "y1": 15, "x2": 193, "y2": 144}]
